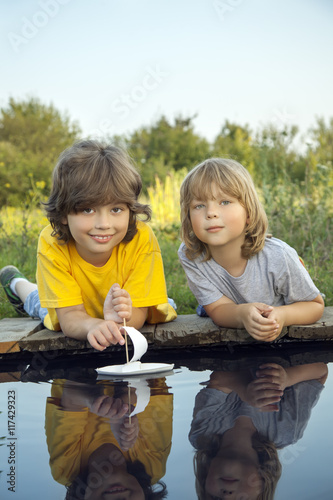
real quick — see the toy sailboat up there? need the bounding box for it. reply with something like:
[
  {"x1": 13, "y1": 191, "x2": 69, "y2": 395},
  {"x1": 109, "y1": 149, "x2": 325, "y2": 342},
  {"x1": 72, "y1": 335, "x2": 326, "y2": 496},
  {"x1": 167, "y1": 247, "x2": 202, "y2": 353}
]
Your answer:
[{"x1": 96, "y1": 323, "x2": 174, "y2": 377}]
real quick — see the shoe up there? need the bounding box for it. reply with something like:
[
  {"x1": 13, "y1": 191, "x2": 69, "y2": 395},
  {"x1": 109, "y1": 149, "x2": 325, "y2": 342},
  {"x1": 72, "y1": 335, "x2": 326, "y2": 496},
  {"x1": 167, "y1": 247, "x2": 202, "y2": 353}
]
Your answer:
[{"x1": 0, "y1": 265, "x2": 27, "y2": 315}]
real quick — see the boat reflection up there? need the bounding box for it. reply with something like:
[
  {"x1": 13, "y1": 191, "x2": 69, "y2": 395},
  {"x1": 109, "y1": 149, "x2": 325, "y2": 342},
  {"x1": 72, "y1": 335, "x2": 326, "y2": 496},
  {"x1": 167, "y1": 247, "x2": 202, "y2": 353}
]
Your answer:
[{"x1": 189, "y1": 362, "x2": 328, "y2": 500}]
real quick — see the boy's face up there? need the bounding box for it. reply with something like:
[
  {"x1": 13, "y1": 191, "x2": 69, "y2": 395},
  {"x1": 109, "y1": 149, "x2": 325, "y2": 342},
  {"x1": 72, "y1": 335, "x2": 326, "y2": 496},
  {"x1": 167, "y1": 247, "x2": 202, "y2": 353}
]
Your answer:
[
  {"x1": 189, "y1": 183, "x2": 249, "y2": 254},
  {"x1": 84, "y1": 444, "x2": 144, "y2": 500},
  {"x1": 205, "y1": 455, "x2": 262, "y2": 500},
  {"x1": 63, "y1": 203, "x2": 130, "y2": 266}
]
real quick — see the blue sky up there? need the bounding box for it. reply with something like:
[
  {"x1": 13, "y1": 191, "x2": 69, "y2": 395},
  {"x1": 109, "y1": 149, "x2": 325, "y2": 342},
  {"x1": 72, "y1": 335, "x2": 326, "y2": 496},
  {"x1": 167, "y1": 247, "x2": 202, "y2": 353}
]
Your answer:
[{"x1": 1, "y1": 0, "x2": 332, "y2": 142}]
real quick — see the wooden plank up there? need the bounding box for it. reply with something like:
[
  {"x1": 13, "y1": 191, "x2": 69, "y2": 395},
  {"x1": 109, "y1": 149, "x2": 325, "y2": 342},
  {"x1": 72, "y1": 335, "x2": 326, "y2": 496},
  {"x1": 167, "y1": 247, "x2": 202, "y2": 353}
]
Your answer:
[
  {"x1": 288, "y1": 307, "x2": 333, "y2": 339},
  {"x1": 155, "y1": 314, "x2": 288, "y2": 346},
  {"x1": 0, "y1": 318, "x2": 43, "y2": 353},
  {"x1": 0, "y1": 372, "x2": 21, "y2": 383},
  {"x1": 17, "y1": 323, "x2": 156, "y2": 352}
]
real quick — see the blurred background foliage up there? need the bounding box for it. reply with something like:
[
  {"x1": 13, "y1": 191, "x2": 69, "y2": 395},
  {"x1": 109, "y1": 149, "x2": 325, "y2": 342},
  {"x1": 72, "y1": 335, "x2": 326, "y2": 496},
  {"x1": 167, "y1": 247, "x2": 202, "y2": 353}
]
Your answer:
[{"x1": 1, "y1": 96, "x2": 332, "y2": 203}]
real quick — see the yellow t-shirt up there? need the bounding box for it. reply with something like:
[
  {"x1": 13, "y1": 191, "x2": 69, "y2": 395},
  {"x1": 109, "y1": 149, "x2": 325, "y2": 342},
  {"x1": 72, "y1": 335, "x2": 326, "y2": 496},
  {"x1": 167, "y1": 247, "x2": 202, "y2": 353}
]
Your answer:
[
  {"x1": 45, "y1": 380, "x2": 173, "y2": 486},
  {"x1": 37, "y1": 221, "x2": 176, "y2": 330}
]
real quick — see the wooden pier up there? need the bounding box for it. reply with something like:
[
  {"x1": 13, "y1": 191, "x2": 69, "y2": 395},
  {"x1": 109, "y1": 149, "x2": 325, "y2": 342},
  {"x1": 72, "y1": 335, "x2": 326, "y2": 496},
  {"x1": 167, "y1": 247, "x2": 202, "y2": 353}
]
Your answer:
[{"x1": 1, "y1": 307, "x2": 332, "y2": 356}]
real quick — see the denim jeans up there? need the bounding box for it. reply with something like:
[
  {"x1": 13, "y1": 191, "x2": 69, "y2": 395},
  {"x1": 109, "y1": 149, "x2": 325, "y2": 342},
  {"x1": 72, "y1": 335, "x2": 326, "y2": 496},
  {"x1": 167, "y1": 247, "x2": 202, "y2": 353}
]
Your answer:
[{"x1": 24, "y1": 289, "x2": 48, "y2": 324}]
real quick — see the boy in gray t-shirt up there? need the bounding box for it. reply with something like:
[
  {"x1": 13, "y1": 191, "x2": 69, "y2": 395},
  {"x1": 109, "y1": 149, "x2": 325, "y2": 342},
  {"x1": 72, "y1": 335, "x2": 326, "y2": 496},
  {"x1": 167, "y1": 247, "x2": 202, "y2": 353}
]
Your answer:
[
  {"x1": 179, "y1": 158, "x2": 324, "y2": 342},
  {"x1": 189, "y1": 362, "x2": 328, "y2": 499}
]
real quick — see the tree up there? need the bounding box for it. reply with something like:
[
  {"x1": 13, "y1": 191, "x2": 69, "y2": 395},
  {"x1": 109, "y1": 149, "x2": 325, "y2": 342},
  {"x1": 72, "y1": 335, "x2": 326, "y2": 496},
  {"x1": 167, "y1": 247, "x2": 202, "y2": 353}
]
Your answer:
[
  {"x1": 306, "y1": 116, "x2": 333, "y2": 170},
  {"x1": 251, "y1": 123, "x2": 302, "y2": 185},
  {"x1": 122, "y1": 115, "x2": 210, "y2": 188},
  {"x1": 0, "y1": 97, "x2": 81, "y2": 205},
  {"x1": 212, "y1": 120, "x2": 255, "y2": 175}
]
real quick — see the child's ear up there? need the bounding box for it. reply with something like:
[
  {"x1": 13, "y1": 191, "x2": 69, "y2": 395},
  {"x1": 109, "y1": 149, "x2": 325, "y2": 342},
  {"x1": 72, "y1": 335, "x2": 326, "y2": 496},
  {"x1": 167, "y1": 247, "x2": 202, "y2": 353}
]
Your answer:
[{"x1": 61, "y1": 217, "x2": 68, "y2": 225}]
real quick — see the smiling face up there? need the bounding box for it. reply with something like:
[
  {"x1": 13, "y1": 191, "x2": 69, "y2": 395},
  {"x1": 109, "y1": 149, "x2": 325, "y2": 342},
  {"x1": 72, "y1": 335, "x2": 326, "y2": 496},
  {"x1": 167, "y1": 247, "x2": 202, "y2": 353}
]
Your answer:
[
  {"x1": 85, "y1": 470, "x2": 145, "y2": 500},
  {"x1": 84, "y1": 444, "x2": 145, "y2": 500},
  {"x1": 189, "y1": 183, "x2": 249, "y2": 256},
  {"x1": 64, "y1": 203, "x2": 130, "y2": 267}
]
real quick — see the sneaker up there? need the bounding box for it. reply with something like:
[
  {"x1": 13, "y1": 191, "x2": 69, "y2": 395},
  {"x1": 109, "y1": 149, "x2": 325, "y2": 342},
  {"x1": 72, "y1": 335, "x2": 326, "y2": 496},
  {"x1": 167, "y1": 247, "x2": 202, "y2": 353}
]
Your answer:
[{"x1": 0, "y1": 265, "x2": 28, "y2": 316}]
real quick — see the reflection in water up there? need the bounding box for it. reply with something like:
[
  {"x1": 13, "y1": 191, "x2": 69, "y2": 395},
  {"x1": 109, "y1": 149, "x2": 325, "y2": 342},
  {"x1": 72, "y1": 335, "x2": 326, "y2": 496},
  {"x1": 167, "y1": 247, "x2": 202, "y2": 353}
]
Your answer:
[
  {"x1": 45, "y1": 376, "x2": 173, "y2": 499},
  {"x1": 189, "y1": 362, "x2": 328, "y2": 500}
]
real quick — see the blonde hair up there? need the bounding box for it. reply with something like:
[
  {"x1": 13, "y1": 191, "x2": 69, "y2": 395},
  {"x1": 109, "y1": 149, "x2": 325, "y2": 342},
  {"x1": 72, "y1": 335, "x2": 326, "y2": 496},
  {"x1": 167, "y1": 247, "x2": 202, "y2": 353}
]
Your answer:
[
  {"x1": 180, "y1": 158, "x2": 268, "y2": 261},
  {"x1": 193, "y1": 433, "x2": 282, "y2": 500},
  {"x1": 44, "y1": 139, "x2": 151, "y2": 243}
]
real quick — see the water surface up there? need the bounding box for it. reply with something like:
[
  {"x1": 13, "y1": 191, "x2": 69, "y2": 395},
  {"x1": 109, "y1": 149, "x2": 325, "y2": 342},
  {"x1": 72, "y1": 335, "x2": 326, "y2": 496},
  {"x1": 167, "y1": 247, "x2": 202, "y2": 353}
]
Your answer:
[{"x1": 0, "y1": 345, "x2": 332, "y2": 499}]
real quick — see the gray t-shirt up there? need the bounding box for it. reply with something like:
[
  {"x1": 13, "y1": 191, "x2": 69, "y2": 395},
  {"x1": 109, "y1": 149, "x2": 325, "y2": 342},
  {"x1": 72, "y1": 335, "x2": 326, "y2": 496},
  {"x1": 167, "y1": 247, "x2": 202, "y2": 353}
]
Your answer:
[
  {"x1": 189, "y1": 380, "x2": 324, "y2": 450},
  {"x1": 178, "y1": 237, "x2": 319, "y2": 307}
]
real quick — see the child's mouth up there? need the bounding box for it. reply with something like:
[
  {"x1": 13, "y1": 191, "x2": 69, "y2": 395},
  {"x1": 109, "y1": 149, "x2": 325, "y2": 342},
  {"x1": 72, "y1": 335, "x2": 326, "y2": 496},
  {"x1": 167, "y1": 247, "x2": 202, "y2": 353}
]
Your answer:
[
  {"x1": 103, "y1": 485, "x2": 128, "y2": 495},
  {"x1": 89, "y1": 234, "x2": 113, "y2": 242}
]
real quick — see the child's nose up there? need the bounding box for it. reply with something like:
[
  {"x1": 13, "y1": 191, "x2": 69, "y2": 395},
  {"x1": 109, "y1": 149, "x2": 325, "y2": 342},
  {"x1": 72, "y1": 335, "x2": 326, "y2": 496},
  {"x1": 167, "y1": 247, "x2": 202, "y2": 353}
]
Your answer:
[
  {"x1": 206, "y1": 203, "x2": 218, "y2": 218},
  {"x1": 95, "y1": 212, "x2": 111, "y2": 229},
  {"x1": 207, "y1": 211, "x2": 217, "y2": 219}
]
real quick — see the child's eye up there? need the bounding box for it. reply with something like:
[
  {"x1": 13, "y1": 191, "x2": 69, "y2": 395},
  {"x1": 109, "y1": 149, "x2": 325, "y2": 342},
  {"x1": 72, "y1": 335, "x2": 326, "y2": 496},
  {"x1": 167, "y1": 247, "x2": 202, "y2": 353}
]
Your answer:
[
  {"x1": 82, "y1": 208, "x2": 94, "y2": 214},
  {"x1": 111, "y1": 207, "x2": 123, "y2": 214},
  {"x1": 220, "y1": 200, "x2": 231, "y2": 206},
  {"x1": 193, "y1": 203, "x2": 205, "y2": 210}
]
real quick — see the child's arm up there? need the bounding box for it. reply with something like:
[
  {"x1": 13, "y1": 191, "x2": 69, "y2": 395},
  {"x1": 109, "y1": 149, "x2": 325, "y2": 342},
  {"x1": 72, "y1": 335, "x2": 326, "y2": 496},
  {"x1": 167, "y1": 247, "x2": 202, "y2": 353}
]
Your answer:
[
  {"x1": 56, "y1": 304, "x2": 126, "y2": 350},
  {"x1": 60, "y1": 381, "x2": 129, "y2": 418},
  {"x1": 56, "y1": 284, "x2": 148, "y2": 351},
  {"x1": 204, "y1": 295, "x2": 281, "y2": 341},
  {"x1": 262, "y1": 294, "x2": 324, "y2": 334},
  {"x1": 207, "y1": 370, "x2": 283, "y2": 411},
  {"x1": 204, "y1": 293, "x2": 324, "y2": 342},
  {"x1": 256, "y1": 362, "x2": 328, "y2": 388}
]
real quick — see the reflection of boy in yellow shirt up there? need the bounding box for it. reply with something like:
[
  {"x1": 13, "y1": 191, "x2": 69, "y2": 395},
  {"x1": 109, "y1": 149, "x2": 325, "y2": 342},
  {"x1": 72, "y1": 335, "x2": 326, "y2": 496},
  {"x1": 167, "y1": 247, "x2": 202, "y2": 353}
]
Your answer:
[{"x1": 45, "y1": 378, "x2": 173, "y2": 498}]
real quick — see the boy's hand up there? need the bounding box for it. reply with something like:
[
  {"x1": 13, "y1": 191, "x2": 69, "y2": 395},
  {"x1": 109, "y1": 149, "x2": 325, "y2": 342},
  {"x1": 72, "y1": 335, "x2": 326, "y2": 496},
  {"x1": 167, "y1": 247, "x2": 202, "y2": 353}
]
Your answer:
[
  {"x1": 87, "y1": 318, "x2": 125, "y2": 351},
  {"x1": 255, "y1": 363, "x2": 289, "y2": 391},
  {"x1": 104, "y1": 283, "x2": 132, "y2": 323},
  {"x1": 114, "y1": 416, "x2": 140, "y2": 451},
  {"x1": 241, "y1": 363, "x2": 289, "y2": 411},
  {"x1": 56, "y1": 303, "x2": 125, "y2": 351},
  {"x1": 90, "y1": 395, "x2": 128, "y2": 419},
  {"x1": 242, "y1": 378, "x2": 283, "y2": 411},
  {"x1": 240, "y1": 303, "x2": 282, "y2": 342}
]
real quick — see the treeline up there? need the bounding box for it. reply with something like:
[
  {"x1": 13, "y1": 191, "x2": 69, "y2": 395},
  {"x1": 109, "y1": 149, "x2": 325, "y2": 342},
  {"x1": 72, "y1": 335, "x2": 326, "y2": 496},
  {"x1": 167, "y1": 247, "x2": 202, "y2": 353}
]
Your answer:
[{"x1": 0, "y1": 96, "x2": 332, "y2": 205}]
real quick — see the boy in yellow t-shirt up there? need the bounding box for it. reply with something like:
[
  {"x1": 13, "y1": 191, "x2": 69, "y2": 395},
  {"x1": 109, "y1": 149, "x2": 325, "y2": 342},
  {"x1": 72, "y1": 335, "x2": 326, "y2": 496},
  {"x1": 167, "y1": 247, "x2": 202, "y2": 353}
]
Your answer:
[
  {"x1": 45, "y1": 378, "x2": 173, "y2": 497},
  {"x1": 0, "y1": 140, "x2": 176, "y2": 350}
]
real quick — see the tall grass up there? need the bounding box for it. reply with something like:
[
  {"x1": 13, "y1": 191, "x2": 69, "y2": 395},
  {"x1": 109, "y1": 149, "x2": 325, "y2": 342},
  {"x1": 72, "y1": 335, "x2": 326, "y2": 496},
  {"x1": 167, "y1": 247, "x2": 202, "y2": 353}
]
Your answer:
[
  {"x1": 0, "y1": 168, "x2": 332, "y2": 319},
  {"x1": 145, "y1": 169, "x2": 186, "y2": 237}
]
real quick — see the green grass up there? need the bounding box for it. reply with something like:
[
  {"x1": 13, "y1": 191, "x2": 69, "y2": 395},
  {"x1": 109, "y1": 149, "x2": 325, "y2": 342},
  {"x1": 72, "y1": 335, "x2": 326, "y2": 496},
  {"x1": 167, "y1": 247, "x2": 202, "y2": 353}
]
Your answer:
[
  {"x1": 155, "y1": 229, "x2": 198, "y2": 314},
  {"x1": 0, "y1": 236, "x2": 38, "y2": 319}
]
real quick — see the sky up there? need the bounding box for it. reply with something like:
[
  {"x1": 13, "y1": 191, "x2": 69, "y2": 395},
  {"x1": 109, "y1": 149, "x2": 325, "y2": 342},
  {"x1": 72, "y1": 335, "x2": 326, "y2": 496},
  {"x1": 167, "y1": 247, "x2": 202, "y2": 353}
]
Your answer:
[{"x1": 1, "y1": 0, "x2": 333, "y2": 143}]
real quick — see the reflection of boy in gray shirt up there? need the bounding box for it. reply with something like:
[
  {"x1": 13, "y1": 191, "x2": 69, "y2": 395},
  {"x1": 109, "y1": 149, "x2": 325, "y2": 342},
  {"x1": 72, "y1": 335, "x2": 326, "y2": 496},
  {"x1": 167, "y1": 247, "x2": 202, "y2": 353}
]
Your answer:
[
  {"x1": 178, "y1": 237, "x2": 320, "y2": 310},
  {"x1": 189, "y1": 379, "x2": 324, "y2": 450},
  {"x1": 189, "y1": 363, "x2": 328, "y2": 499}
]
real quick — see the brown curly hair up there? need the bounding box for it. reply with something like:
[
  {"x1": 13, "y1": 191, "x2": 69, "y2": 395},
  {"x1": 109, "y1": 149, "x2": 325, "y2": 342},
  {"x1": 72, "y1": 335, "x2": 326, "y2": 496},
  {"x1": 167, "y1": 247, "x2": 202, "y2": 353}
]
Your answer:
[{"x1": 44, "y1": 139, "x2": 151, "y2": 243}]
